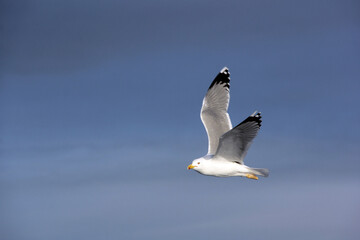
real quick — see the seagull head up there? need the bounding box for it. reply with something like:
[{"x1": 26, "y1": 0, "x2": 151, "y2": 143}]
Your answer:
[{"x1": 187, "y1": 158, "x2": 204, "y2": 171}]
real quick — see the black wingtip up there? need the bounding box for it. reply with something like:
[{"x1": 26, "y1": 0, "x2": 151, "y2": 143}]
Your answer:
[
  {"x1": 220, "y1": 67, "x2": 229, "y2": 73},
  {"x1": 238, "y1": 112, "x2": 262, "y2": 127},
  {"x1": 208, "y1": 67, "x2": 230, "y2": 90}
]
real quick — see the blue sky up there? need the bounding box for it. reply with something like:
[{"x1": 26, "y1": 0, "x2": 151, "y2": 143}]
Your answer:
[{"x1": 1, "y1": 0, "x2": 360, "y2": 239}]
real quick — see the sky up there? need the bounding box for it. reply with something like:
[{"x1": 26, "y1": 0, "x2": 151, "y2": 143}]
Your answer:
[{"x1": 1, "y1": 0, "x2": 360, "y2": 239}]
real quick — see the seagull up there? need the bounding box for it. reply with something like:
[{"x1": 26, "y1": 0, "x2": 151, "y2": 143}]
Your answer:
[{"x1": 187, "y1": 67, "x2": 269, "y2": 180}]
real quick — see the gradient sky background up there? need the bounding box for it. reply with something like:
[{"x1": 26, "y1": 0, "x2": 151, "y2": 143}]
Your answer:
[{"x1": 1, "y1": 0, "x2": 360, "y2": 239}]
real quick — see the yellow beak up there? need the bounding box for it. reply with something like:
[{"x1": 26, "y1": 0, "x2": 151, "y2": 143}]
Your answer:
[{"x1": 187, "y1": 164, "x2": 195, "y2": 170}]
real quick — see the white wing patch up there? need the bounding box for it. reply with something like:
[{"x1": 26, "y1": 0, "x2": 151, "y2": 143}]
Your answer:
[{"x1": 200, "y1": 67, "x2": 232, "y2": 155}]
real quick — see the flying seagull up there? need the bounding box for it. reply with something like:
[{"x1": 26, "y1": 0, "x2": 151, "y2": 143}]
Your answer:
[{"x1": 187, "y1": 67, "x2": 269, "y2": 180}]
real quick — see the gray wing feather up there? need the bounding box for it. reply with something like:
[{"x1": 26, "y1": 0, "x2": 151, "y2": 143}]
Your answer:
[
  {"x1": 215, "y1": 112, "x2": 262, "y2": 164},
  {"x1": 201, "y1": 67, "x2": 232, "y2": 155}
]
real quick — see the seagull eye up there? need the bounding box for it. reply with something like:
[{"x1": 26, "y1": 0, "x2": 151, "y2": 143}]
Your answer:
[{"x1": 198, "y1": 162, "x2": 200, "y2": 164}]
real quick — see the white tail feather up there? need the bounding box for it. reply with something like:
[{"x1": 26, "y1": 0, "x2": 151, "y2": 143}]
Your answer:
[{"x1": 250, "y1": 167, "x2": 269, "y2": 177}]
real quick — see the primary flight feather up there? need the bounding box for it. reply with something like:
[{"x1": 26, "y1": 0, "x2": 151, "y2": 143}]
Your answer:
[{"x1": 187, "y1": 67, "x2": 269, "y2": 180}]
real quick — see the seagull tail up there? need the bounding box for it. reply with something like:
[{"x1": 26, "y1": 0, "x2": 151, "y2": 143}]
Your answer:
[{"x1": 249, "y1": 167, "x2": 269, "y2": 177}]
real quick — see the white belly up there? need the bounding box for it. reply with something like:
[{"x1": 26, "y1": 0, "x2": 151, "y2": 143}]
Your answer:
[{"x1": 195, "y1": 160, "x2": 251, "y2": 177}]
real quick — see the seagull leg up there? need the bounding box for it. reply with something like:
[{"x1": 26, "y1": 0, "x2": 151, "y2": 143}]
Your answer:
[{"x1": 246, "y1": 174, "x2": 258, "y2": 180}]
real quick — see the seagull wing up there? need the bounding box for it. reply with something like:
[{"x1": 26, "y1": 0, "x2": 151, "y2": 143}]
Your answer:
[
  {"x1": 201, "y1": 67, "x2": 232, "y2": 155},
  {"x1": 214, "y1": 112, "x2": 262, "y2": 164}
]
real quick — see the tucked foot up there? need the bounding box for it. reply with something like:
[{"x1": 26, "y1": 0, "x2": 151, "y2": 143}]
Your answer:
[{"x1": 246, "y1": 174, "x2": 258, "y2": 180}]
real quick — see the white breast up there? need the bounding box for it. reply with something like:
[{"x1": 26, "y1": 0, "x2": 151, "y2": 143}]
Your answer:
[{"x1": 195, "y1": 160, "x2": 249, "y2": 177}]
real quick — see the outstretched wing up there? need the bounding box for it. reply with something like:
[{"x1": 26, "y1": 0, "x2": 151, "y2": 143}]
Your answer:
[
  {"x1": 200, "y1": 67, "x2": 232, "y2": 155},
  {"x1": 215, "y1": 111, "x2": 262, "y2": 164}
]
